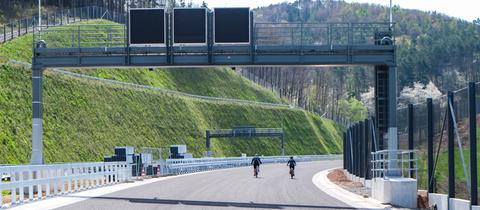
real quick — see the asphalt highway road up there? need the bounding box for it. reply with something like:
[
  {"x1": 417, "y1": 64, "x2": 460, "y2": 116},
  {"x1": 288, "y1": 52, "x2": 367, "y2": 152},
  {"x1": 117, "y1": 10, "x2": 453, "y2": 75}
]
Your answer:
[{"x1": 55, "y1": 160, "x2": 353, "y2": 210}]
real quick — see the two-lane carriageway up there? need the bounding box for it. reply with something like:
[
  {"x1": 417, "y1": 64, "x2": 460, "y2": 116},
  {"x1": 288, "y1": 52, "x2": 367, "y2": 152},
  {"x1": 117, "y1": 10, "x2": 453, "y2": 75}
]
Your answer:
[{"x1": 55, "y1": 160, "x2": 353, "y2": 210}]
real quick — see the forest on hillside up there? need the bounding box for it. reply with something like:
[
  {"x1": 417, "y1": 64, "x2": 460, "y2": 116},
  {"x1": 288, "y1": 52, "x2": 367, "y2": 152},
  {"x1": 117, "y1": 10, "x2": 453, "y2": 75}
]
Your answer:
[
  {"x1": 0, "y1": 0, "x2": 479, "y2": 123},
  {"x1": 243, "y1": 0, "x2": 480, "y2": 120}
]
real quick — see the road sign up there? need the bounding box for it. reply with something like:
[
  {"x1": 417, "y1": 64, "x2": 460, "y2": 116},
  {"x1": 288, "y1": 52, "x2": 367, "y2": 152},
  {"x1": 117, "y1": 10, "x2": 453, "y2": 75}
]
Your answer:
[
  {"x1": 214, "y1": 8, "x2": 250, "y2": 44},
  {"x1": 173, "y1": 8, "x2": 207, "y2": 44},
  {"x1": 129, "y1": 8, "x2": 165, "y2": 46}
]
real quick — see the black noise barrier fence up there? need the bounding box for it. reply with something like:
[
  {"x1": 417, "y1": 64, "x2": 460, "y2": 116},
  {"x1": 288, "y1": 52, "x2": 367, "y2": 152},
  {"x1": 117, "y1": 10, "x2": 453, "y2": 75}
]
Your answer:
[{"x1": 345, "y1": 81, "x2": 480, "y2": 204}]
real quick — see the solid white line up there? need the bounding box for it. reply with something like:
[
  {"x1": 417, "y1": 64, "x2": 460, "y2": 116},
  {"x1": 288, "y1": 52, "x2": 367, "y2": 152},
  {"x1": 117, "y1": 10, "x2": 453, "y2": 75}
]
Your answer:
[{"x1": 311, "y1": 168, "x2": 391, "y2": 210}]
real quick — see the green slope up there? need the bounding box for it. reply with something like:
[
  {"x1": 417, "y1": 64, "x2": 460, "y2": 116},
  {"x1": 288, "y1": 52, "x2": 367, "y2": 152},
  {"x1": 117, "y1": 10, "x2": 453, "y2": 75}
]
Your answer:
[{"x1": 0, "y1": 20, "x2": 342, "y2": 164}]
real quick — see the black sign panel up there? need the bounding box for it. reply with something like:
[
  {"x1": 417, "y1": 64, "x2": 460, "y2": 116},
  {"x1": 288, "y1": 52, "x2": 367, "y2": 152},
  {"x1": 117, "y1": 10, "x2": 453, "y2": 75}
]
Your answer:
[
  {"x1": 173, "y1": 8, "x2": 207, "y2": 44},
  {"x1": 214, "y1": 8, "x2": 250, "y2": 44},
  {"x1": 129, "y1": 9, "x2": 165, "y2": 45}
]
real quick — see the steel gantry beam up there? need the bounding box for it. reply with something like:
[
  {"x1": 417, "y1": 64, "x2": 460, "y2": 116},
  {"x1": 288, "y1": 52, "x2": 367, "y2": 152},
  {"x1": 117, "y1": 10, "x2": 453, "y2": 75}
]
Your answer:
[{"x1": 206, "y1": 127, "x2": 284, "y2": 157}]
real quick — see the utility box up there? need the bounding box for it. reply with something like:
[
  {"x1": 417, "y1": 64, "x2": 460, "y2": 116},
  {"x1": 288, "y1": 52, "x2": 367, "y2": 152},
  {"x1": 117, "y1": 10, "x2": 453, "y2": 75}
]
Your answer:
[
  {"x1": 170, "y1": 145, "x2": 188, "y2": 159},
  {"x1": 115, "y1": 146, "x2": 135, "y2": 156},
  {"x1": 171, "y1": 145, "x2": 187, "y2": 154}
]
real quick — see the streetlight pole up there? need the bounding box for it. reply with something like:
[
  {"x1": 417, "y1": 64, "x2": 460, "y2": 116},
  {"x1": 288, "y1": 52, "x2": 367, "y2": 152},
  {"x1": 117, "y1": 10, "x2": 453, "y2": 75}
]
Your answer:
[
  {"x1": 389, "y1": 0, "x2": 393, "y2": 29},
  {"x1": 38, "y1": 0, "x2": 41, "y2": 26}
]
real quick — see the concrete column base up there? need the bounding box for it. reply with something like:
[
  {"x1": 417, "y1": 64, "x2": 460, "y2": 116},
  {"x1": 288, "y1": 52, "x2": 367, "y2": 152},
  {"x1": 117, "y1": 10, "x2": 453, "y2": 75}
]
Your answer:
[
  {"x1": 371, "y1": 177, "x2": 417, "y2": 208},
  {"x1": 429, "y1": 193, "x2": 448, "y2": 210},
  {"x1": 449, "y1": 198, "x2": 470, "y2": 210}
]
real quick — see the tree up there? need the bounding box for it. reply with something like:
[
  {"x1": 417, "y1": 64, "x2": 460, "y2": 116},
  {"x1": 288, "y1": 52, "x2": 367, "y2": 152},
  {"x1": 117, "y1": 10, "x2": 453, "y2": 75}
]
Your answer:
[{"x1": 337, "y1": 97, "x2": 368, "y2": 123}]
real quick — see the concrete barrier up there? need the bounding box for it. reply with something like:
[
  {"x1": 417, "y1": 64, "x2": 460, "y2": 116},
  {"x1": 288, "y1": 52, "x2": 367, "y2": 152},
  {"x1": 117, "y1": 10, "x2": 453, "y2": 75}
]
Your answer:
[
  {"x1": 449, "y1": 198, "x2": 470, "y2": 210},
  {"x1": 371, "y1": 177, "x2": 417, "y2": 208},
  {"x1": 472, "y1": 205, "x2": 480, "y2": 210},
  {"x1": 429, "y1": 193, "x2": 449, "y2": 210}
]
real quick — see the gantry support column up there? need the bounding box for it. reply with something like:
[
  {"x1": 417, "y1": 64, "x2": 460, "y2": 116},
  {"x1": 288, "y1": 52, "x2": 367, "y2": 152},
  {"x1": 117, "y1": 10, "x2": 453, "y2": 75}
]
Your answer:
[
  {"x1": 31, "y1": 65, "x2": 44, "y2": 164},
  {"x1": 206, "y1": 130, "x2": 212, "y2": 157},
  {"x1": 374, "y1": 64, "x2": 398, "y2": 176},
  {"x1": 388, "y1": 66, "x2": 399, "y2": 176}
]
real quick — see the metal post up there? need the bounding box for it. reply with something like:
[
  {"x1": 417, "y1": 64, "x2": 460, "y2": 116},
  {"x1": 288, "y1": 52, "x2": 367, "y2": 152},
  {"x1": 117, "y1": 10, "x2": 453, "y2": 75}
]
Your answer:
[
  {"x1": 31, "y1": 65, "x2": 44, "y2": 164},
  {"x1": 3, "y1": 24, "x2": 6, "y2": 42},
  {"x1": 46, "y1": 13, "x2": 49, "y2": 27},
  {"x1": 343, "y1": 132, "x2": 347, "y2": 170},
  {"x1": 469, "y1": 82, "x2": 478, "y2": 205},
  {"x1": 18, "y1": 20, "x2": 21, "y2": 36},
  {"x1": 281, "y1": 134, "x2": 285, "y2": 156},
  {"x1": 427, "y1": 98, "x2": 434, "y2": 193},
  {"x1": 447, "y1": 91, "x2": 455, "y2": 198},
  {"x1": 349, "y1": 127, "x2": 353, "y2": 173},
  {"x1": 38, "y1": 0, "x2": 41, "y2": 27},
  {"x1": 11, "y1": 22, "x2": 14, "y2": 39},
  {"x1": 408, "y1": 104, "x2": 414, "y2": 178},
  {"x1": 352, "y1": 124, "x2": 357, "y2": 176},
  {"x1": 355, "y1": 124, "x2": 359, "y2": 177},
  {"x1": 207, "y1": 12, "x2": 213, "y2": 64},
  {"x1": 206, "y1": 130, "x2": 211, "y2": 157},
  {"x1": 360, "y1": 121, "x2": 365, "y2": 178},
  {"x1": 250, "y1": 11, "x2": 255, "y2": 64},
  {"x1": 388, "y1": 66, "x2": 399, "y2": 176},
  {"x1": 365, "y1": 118, "x2": 370, "y2": 179}
]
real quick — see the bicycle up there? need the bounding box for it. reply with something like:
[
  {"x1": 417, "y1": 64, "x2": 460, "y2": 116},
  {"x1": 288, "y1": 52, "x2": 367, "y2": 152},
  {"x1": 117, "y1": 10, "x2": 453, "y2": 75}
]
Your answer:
[
  {"x1": 289, "y1": 167, "x2": 294, "y2": 179},
  {"x1": 254, "y1": 165, "x2": 260, "y2": 178}
]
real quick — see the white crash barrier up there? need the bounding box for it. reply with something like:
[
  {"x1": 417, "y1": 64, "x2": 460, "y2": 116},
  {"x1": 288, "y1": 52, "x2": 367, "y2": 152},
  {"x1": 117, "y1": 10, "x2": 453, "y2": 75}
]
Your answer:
[
  {"x1": 164, "y1": 155, "x2": 342, "y2": 175},
  {"x1": 0, "y1": 162, "x2": 130, "y2": 208}
]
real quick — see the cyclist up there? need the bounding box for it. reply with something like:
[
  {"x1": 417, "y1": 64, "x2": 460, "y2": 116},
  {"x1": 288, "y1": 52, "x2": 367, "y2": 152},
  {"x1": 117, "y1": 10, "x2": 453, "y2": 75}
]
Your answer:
[
  {"x1": 251, "y1": 154, "x2": 262, "y2": 178},
  {"x1": 287, "y1": 156, "x2": 296, "y2": 179}
]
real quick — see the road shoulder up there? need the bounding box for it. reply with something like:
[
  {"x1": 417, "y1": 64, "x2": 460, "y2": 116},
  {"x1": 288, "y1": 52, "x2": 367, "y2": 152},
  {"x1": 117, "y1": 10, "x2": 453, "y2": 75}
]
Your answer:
[{"x1": 311, "y1": 167, "x2": 391, "y2": 210}]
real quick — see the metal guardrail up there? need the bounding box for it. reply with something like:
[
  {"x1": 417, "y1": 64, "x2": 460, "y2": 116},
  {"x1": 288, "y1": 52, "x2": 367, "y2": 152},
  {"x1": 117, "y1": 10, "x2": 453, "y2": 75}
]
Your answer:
[
  {"x1": 7, "y1": 59, "x2": 291, "y2": 109},
  {"x1": 0, "y1": 162, "x2": 130, "y2": 208},
  {"x1": 0, "y1": 155, "x2": 340, "y2": 208},
  {"x1": 164, "y1": 155, "x2": 342, "y2": 175},
  {"x1": 371, "y1": 150, "x2": 418, "y2": 179},
  {"x1": 1, "y1": 6, "x2": 124, "y2": 44},
  {"x1": 33, "y1": 22, "x2": 393, "y2": 49}
]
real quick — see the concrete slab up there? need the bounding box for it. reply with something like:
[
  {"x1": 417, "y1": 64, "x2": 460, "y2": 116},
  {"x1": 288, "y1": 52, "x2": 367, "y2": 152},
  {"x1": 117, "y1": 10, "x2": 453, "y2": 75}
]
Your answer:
[
  {"x1": 449, "y1": 198, "x2": 470, "y2": 210},
  {"x1": 429, "y1": 193, "x2": 449, "y2": 210}
]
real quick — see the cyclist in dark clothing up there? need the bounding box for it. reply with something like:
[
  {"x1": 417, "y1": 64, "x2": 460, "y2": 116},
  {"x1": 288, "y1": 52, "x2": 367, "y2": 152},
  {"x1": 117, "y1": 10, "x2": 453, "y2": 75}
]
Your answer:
[
  {"x1": 287, "y1": 156, "x2": 296, "y2": 179},
  {"x1": 251, "y1": 154, "x2": 262, "y2": 178}
]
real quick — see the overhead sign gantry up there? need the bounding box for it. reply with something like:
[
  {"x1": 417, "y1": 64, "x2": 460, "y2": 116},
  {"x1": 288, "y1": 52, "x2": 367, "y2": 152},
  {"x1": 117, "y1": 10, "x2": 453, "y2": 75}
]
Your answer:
[{"x1": 30, "y1": 7, "x2": 396, "y2": 164}]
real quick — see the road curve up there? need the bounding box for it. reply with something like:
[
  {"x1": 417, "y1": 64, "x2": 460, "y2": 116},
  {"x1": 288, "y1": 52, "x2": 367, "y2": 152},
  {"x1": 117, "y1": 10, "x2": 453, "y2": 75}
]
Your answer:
[{"x1": 55, "y1": 160, "x2": 354, "y2": 210}]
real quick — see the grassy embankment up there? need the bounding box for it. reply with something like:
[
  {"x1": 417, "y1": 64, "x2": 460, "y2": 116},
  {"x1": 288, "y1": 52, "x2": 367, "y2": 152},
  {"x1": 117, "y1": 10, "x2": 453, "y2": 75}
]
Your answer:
[{"x1": 0, "y1": 20, "x2": 343, "y2": 164}]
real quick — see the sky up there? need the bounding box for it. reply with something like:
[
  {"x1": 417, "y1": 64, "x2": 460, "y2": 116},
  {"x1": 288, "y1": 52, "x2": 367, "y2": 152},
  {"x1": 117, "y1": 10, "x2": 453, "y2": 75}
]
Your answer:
[{"x1": 188, "y1": 0, "x2": 478, "y2": 22}]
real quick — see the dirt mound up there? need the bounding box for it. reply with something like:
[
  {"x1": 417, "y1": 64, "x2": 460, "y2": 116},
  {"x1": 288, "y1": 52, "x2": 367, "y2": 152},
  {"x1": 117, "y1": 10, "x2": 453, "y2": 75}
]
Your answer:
[{"x1": 327, "y1": 168, "x2": 363, "y2": 188}]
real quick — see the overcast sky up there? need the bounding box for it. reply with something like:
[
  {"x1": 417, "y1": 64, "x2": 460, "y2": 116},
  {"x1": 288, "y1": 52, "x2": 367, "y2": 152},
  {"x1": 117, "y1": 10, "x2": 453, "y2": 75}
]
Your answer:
[{"x1": 189, "y1": 0, "x2": 478, "y2": 22}]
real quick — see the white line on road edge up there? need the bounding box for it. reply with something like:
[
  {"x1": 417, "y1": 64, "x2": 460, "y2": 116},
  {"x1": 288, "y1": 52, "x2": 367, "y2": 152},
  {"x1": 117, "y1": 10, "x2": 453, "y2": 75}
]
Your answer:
[
  {"x1": 7, "y1": 169, "x2": 227, "y2": 210},
  {"x1": 312, "y1": 168, "x2": 391, "y2": 210}
]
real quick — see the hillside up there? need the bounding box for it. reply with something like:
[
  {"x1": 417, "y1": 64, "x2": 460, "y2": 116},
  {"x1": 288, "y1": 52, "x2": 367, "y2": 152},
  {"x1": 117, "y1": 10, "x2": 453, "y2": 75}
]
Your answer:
[
  {"x1": 0, "y1": 21, "x2": 342, "y2": 164},
  {"x1": 255, "y1": 0, "x2": 480, "y2": 90}
]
